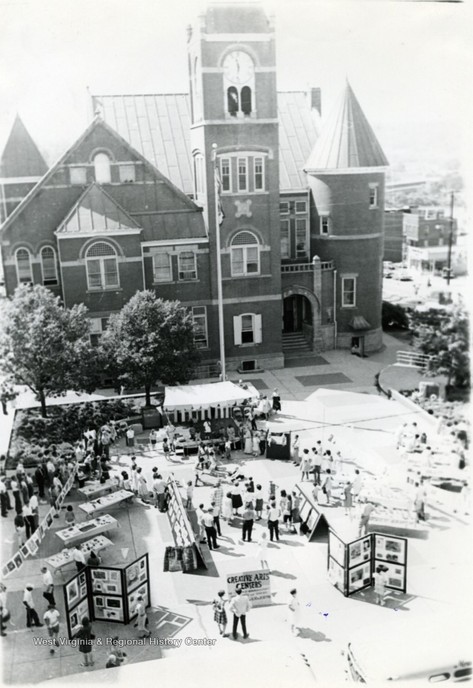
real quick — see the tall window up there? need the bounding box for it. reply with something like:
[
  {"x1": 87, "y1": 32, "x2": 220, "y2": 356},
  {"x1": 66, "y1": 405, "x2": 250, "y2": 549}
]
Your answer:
[
  {"x1": 227, "y1": 87, "x2": 239, "y2": 117},
  {"x1": 295, "y1": 200, "x2": 307, "y2": 214},
  {"x1": 178, "y1": 251, "x2": 197, "y2": 280},
  {"x1": 40, "y1": 246, "x2": 58, "y2": 286},
  {"x1": 93, "y1": 153, "x2": 112, "y2": 184},
  {"x1": 194, "y1": 155, "x2": 205, "y2": 197},
  {"x1": 295, "y1": 218, "x2": 308, "y2": 258},
  {"x1": 70, "y1": 167, "x2": 87, "y2": 185},
  {"x1": 153, "y1": 252, "x2": 172, "y2": 282},
  {"x1": 369, "y1": 184, "x2": 379, "y2": 209},
  {"x1": 231, "y1": 231, "x2": 260, "y2": 276},
  {"x1": 86, "y1": 242, "x2": 119, "y2": 289},
  {"x1": 119, "y1": 164, "x2": 136, "y2": 183},
  {"x1": 233, "y1": 313, "x2": 262, "y2": 345},
  {"x1": 241, "y1": 86, "x2": 252, "y2": 116},
  {"x1": 221, "y1": 158, "x2": 231, "y2": 192},
  {"x1": 254, "y1": 157, "x2": 264, "y2": 191},
  {"x1": 237, "y1": 158, "x2": 248, "y2": 192},
  {"x1": 15, "y1": 248, "x2": 33, "y2": 284},
  {"x1": 280, "y1": 219, "x2": 290, "y2": 258},
  {"x1": 320, "y1": 215, "x2": 330, "y2": 235},
  {"x1": 341, "y1": 277, "x2": 357, "y2": 307},
  {"x1": 192, "y1": 306, "x2": 208, "y2": 348},
  {"x1": 279, "y1": 201, "x2": 289, "y2": 214}
]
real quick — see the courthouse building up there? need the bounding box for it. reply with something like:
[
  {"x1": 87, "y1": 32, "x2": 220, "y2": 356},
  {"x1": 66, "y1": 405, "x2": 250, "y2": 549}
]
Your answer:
[{"x1": 0, "y1": 2, "x2": 389, "y2": 372}]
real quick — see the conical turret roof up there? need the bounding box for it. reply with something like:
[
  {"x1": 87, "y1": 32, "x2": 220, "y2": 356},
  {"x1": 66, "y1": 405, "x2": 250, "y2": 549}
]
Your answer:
[
  {"x1": 0, "y1": 114, "x2": 48, "y2": 178},
  {"x1": 305, "y1": 82, "x2": 388, "y2": 172}
]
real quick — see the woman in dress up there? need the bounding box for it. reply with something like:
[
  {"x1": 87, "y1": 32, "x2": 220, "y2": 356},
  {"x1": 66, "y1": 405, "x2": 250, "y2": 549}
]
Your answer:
[
  {"x1": 344, "y1": 481, "x2": 353, "y2": 518},
  {"x1": 323, "y1": 470, "x2": 333, "y2": 505},
  {"x1": 136, "y1": 468, "x2": 149, "y2": 502},
  {"x1": 279, "y1": 489, "x2": 288, "y2": 525},
  {"x1": 244, "y1": 428, "x2": 252, "y2": 455},
  {"x1": 373, "y1": 565, "x2": 388, "y2": 606},
  {"x1": 222, "y1": 492, "x2": 233, "y2": 522},
  {"x1": 231, "y1": 481, "x2": 243, "y2": 516},
  {"x1": 256, "y1": 531, "x2": 269, "y2": 570},
  {"x1": 212, "y1": 590, "x2": 228, "y2": 636},
  {"x1": 283, "y1": 493, "x2": 292, "y2": 532},
  {"x1": 134, "y1": 596, "x2": 151, "y2": 638},
  {"x1": 254, "y1": 484, "x2": 264, "y2": 520},
  {"x1": 252, "y1": 431, "x2": 260, "y2": 457},
  {"x1": 130, "y1": 466, "x2": 139, "y2": 494},
  {"x1": 291, "y1": 491, "x2": 300, "y2": 533},
  {"x1": 288, "y1": 588, "x2": 301, "y2": 636}
]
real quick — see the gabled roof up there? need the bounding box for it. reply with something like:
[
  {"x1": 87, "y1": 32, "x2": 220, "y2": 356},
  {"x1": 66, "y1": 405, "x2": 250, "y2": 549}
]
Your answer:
[
  {"x1": 0, "y1": 116, "x2": 204, "y2": 237},
  {"x1": 56, "y1": 183, "x2": 140, "y2": 235},
  {"x1": 93, "y1": 92, "x2": 321, "y2": 193},
  {"x1": 305, "y1": 82, "x2": 388, "y2": 172},
  {"x1": 0, "y1": 114, "x2": 48, "y2": 178}
]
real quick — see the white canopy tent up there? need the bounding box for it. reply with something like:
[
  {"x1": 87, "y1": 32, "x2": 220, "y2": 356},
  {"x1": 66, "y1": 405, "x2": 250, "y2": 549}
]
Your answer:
[{"x1": 163, "y1": 380, "x2": 259, "y2": 421}]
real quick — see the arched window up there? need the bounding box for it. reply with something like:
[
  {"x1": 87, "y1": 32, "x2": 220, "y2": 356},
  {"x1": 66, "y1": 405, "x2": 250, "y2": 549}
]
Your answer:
[
  {"x1": 231, "y1": 231, "x2": 260, "y2": 276},
  {"x1": 40, "y1": 246, "x2": 58, "y2": 285},
  {"x1": 15, "y1": 248, "x2": 33, "y2": 284},
  {"x1": 93, "y1": 152, "x2": 111, "y2": 184},
  {"x1": 241, "y1": 86, "x2": 252, "y2": 116},
  {"x1": 85, "y1": 241, "x2": 119, "y2": 290},
  {"x1": 227, "y1": 87, "x2": 239, "y2": 117}
]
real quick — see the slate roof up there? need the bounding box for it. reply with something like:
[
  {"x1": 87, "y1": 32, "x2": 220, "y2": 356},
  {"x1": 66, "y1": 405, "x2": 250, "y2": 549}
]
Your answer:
[
  {"x1": 305, "y1": 82, "x2": 388, "y2": 172},
  {"x1": 56, "y1": 183, "x2": 141, "y2": 235},
  {"x1": 92, "y1": 92, "x2": 321, "y2": 193},
  {"x1": 0, "y1": 114, "x2": 48, "y2": 178}
]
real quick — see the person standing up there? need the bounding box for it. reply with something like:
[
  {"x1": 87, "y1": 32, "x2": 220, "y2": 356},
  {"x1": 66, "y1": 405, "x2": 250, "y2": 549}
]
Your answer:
[
  {"x1": 210, "y1": 502, "x2": 222, "y2": 537},
  {"x1": 126, "y1": 426, "x2": 135, "y2": 453},
  {"x1": 259, "y1": 428, "x2": 267, "y2": 456},
  {"x1": 75, "y1": 616, "x2": 95, "y2": 666},
  {"x1": 14, "y1": 513, "x2": 26, "y2": 547},
  {"x1": 373, "y1": 566, "x2": 388, "y2": 606},
  {"x1": 359, "y1": 502, "x2": 375, "y2": 536},
  {"x1": 229, "y1": 586, "x2": 251, "y2": 640},
  {"x1": 133, "y1": 596, "x2": 150, "y2": 639},
  {"x1": 241, "y1": 502, "x2": 255, "y2": 542},
  {"x1": 43, "y1": 603, "x2": 60, "y2": 653},
  {"x1": 212, "y1": 590, "x2": 228, "y2": 636},
  {"x1": 322, "y1": 470, "x2": 333, "y2": 505},
  {"x1": 231, "y1": 481, "x2": 243, "y2": 516},
  {"x1": 288, "y1": 588, "x2": 301, "y2": 636},
  {"x1": 41, "y1": 567, "x2": 56, "y2": 606},
  {"x1": 148, "y1": 429, "x2": 158, "y2": 452},
  {"x1": 267, "y1": 499, "x2": 281, "y2": 542},
  {"x1": 254, "y1": 484, "x2": 264, "y2": 520},
  {"x1": 271, "y1": 388, "x2": 281, "y2": 413},
  {"x1": 300, "y1": 451, "x2": 312, "y2": 482},
  {"x1": 252, "y1": 430, "x2": 260, "y2": 457},
  {"x1": 244, "y1": 427, "x2": 252, "y2": 455},
  {"x1": 0, "y1": 583, "x2": 9, "y2": 636},
  {"x1": 414, "y1": 481, "x2": 427, "y2": 522},
  {"x1": 312, "y1": 445, "x2": 322, "y2": 485},
  {"x1": 86, "y1": 551, "x2": 102, "y2": 567},
  {"x1": 344, "y1": 482, "x2": 353, "y2": 518},
  {"x1": 211, "y1": 481, "x2": 223, "y2": 519},
  {"x1": 0, "y1": 478, "x2": 9, "y2": 517},
  {"x1": 136, "y1": 468, "x2": 148, "y2": 502},
  {"x1": 292, "y1": 435, "x2": 300, "y2": 466},
  {"x1": 11, "y1": 477, "x2": 23, "y2": 515},
  {"x1": 23, "y1": 585, "x2": 43, "y2": 628},
  {"x1": 256, "y1": 531, "x2": 269, "y2": 570},
  {"x1": 72, "y1": 546, "x2": 86, "y2": 573},
  {"x1": 22, "y1": 501, "x2": 35, "y2": 539},
  {"x1": 203, "y1": 508, "x2": 219, "y2": 550},
  {"x1": 352, "y1": 469, "x2": 363, "y2": 503},
  {"x1": 222, "y1": 492, "x2": 233, "y2": 523},
  {"x1": 153, "y1": 474, "x2": 167, "y2": 512},
  {"x1": 196, "y1": 504, "x2": 207, "y2": 543}
]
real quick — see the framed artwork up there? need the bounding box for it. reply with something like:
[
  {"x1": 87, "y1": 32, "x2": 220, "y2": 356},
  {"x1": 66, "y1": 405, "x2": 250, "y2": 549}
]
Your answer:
[
  {"x1": 20, "y1": 544, "x2": 29, "y2": 559},
  {"x1": 57, "y1": 491, "x2": 66, "y2": 507},
  {"x1": 26, "y1": 539, "x2": 39, "y2": 556},
  {"x1": 374, "y1": 535, "x2": 406, "y2": 565},
  {"x1": 95, "y1": 597, "x2": 104, "y2": 607},
  {"x1": 46, "y1": 512, "x2": 54, "y2": 528},
  {"x1": 38, "y1": 523, "x2": 47, "y2": 540},
  {"x1": 91, "y1": 570, "x2": 106, "y2": 580},
  {"x1": 126, "y1": 563, "x2": 140, "y2": 591},
  {"x1": 348, "y1": 536, "x2": 371, "y2": 568},
  {"x1": 69, "y1": 598, "x2": 90, "y2": 637},
  {"x1": 328, "y1": 557, "x2": 345, "y2": 593},
  {"x1": 329, "y1": 530, "x2": 346, "y2": 567},
  {"x1": 306, "y1": 510, "x2": 318, "y2": 532},
  {"x1": 3, "y1": 561, "x2": 16, "y2": 578},
  {"x1": 377, "y1": 561, "x2": 406, "y2": 592},
  {"x1": 348, "y1": 561, "x2": 372, "y2": 594},
  {"x1": 299, "y1": 500, "x2": 312, "y2": 524},
  {"x1": 13, "y1": 553, "x2": 23, "y2": 569}
]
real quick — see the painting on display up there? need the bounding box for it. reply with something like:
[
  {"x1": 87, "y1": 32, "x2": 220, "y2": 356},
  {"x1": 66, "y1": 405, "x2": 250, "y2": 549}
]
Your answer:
[
  {"x1": 374, "y1": 534, "x2": 407, "y2": 565},
  {"x1": 306, "y1": 510, "x2": 318, "y2": 533},
  {"x1": 127, "y1": 582, "x2": 149, "y2": 619},
  {"x1": 90, "y1": 568, "x2": 123, "y2": 595},
  {"x1": 13, "y1": 552, "x2": 23, "y2": 569},
  {"x1": 66, "y1": 577, "x2": 80, "y2": 606},
  {"x1": 94, "y1": 595, "x2": 124, "y2": 622},
  {"x1": 347, "y1": 561, "x2": 372, "y2": 595},
  {"x1": 328, "y1": 530, "x2": 346, "y2": 567},
  {"x1": 125, "y1": 555, "x2": 148, "y2": 593},
  {"x1": 377, "y1": 561, "x2": 406, "y2": 592},
  {"x1": 348, "y1": 536, "x2": 371, "y2": 568},
  {"x1": 299, "y1": 500, "x2": 312, "y2": 524},
  {"x1": 69, "y1": 598, "x2": 90, "y2": 636}
]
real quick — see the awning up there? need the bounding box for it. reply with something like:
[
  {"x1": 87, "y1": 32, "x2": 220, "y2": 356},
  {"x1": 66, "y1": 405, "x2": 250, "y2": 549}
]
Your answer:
[
  {"x1": 163, "y1": 381, "x2": 259, "y2": 412},
  {"x1": 349, "y1": 315, "x2": 371, "y2": 330}
]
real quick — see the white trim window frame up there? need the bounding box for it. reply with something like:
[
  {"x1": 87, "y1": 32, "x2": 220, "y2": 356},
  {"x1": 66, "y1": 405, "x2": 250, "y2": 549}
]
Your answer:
[
  {"x1": 295, "y1": 200, "x2": 307, "y2": 214},
  {"x1": 369, "y1": 183, "x2": 379, "y2": 209},
  {"x1": 93, "y1": 152, "x2": 112, "y2": 184},
  {"x1": 40, "y1": 246, "x2": 58, "y2": 286},
  {"x1": 320, "y1": 214, "x2": 330, "y2": 236},
  {"x1": 85, "y1": 242, "x2": 119, "y2": 290},
  {"x1": 237, "y1": 157, "x2": 248, "y2": 193},
  {"x1": 191, "y1": 306, "x2": 208, "y2": 349},
  {"x1": 341, "y1": 276, "x2": 357, "y2": 308},
  {"x1": 253, "y1": 156, "x2": 265, "y2": 192},
  {"x1": 152, "y1": 252, "x2": 173, "y2": 283},
  {"x1": 295, "y1": 218, "x2": 308, "y2": 259},
  {"x1": 15, "y1": 247, "x2": 33, "y2": 284},
  {"x1": 230, "y1": 231, "x2": 260, "y2": 276},
  {"x1": 118, "y1": 164, "x2": 136, "y2": 183},
  {"x1": 280, "y1": 218, "x2": 290, "y2": 259},
  {"x1": 220, "y1": 157, "x2": 232, "y2": 193},
  {"x1": 279, "y1": 201, "x2": 290, "y2": 215},
  {"x1": 178, "y1": 251, "x2": 197, "y2": 281},
  {"x1": 233, "y1": 313, "x2": 262, "y2": 346}
]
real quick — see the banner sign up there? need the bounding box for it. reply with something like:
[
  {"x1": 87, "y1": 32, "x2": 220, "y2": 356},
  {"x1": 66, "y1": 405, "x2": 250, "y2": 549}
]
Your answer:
[{"x1": 226, "y1": 569, "x2": 271, "y2": 607}]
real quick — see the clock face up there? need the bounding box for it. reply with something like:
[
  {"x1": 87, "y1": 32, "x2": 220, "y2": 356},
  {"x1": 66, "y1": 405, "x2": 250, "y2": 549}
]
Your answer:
[{"x1": 223, "y1": 51, "x2": 255, "y2": 85}]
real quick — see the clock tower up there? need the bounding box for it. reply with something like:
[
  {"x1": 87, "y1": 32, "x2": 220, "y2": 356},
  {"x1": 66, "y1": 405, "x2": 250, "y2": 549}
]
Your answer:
[{"x1": 187, "y1": 2, "x2": 283, "y2": 372}]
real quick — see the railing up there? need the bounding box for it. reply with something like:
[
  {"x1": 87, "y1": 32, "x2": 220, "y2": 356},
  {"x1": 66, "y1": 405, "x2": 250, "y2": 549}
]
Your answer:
[
  {"x1": 281, "y1": 260, "x2": 334, "y2": 273},
  {"x1": 396, "y1": 351, "x2": 434, "y2": 369}
]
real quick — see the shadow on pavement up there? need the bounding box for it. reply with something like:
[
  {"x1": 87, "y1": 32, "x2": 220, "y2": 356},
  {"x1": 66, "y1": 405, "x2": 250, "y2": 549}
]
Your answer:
[{"x1": 297, "y1": 627, "x2": 332, "y2": 642}]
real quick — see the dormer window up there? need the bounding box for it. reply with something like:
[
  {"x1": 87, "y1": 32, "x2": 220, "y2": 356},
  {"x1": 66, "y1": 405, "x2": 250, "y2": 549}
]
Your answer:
[{"x1": 93, "y1": 153, "x2": 111, "y2": 184}]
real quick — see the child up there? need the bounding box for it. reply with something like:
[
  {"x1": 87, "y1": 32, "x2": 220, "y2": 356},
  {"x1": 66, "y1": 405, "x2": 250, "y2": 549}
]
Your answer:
[
  {"x1": 65, "y1": 505, "x2": 76, "y2": 527},
  {"x1": 224, "y1": 439, "x2": 232, "y2": 461},
  {"x1": 373, "y1": 565, "x2": 388, "y2": 605},
  {"x1": 162, "y1": 438, "x2": 170, "y2": 460},
  {"x1": 212, "y1": 590, "x2": 227, "y2": 636},
  {"x1": 149, "y1": 429, "x2": 157, "y2": 452},
  {"x1": 185, "y1": 481, "x2": 194, "y2": 509},
  {"x1": 256, "y1": 531, "x2": 269, "y2": 569}
]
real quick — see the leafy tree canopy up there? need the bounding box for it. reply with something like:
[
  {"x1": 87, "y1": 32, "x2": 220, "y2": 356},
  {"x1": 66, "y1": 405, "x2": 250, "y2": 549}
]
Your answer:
[
  {"x1": 408, "y1": 305, "x2": 469, "y2": 389},
  {"x1": 0, "y1": 285, "x2": 99, "y2": 416},
  {"x1": 100, "y1": 291, "x2": 200, "y2": 405}
]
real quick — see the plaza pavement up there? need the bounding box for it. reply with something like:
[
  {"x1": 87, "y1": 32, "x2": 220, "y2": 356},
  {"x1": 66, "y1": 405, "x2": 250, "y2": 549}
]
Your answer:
[{"x1": 1, "y1": 333, "x2": 469, "y2": 684}]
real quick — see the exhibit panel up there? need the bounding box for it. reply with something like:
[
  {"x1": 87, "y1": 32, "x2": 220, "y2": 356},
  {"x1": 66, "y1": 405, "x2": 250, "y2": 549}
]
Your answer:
[
  {"x1": 90, "y1": 567, "x2": 125, "y2": 622},
  {"x1": 125, "y1": 554, "x2": 151, "y2": 621},
  {"x1": 297, "y1": 484, "x2": 330, "y2": 542},
  {"x1": 374, "y1": 534, "x2": 408, "y2": 593},
  {"x1": 166, "y1": 478, "x2": 207, "y2": 571},
  {"x1": 64, "y1": 570, "x2": 92, "y2": 639}
]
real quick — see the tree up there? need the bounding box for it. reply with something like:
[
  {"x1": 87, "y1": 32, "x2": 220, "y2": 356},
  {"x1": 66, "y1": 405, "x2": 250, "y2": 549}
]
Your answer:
[
  {"x1": 100, "y1": 291, "x2": 200, "y2": 405},
  {"x1": 0, "y1": 285, "x2": 99, "y2": 417},
  {"x1": 408, "y1": 305, "x2": 469, "y2": 389}
]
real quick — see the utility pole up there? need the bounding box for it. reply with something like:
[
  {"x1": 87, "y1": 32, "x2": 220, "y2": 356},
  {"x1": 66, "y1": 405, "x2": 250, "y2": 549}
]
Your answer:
[{"x1": 445, "y1": 191, "x2": 454, "y2": 286}]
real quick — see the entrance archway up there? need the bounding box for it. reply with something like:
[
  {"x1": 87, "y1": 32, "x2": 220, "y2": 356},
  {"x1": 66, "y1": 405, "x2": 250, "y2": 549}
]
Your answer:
[
  {"x1": 282, "y1": 286, "x2": 322, "y2": 352},
  {"x1": 283, "y1": 294, "x2": 312, "y2": 333}
]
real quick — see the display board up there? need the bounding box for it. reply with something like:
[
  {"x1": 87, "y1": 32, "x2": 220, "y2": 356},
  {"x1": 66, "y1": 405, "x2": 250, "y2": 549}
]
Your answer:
[
  {"x1": 266, "y1": 432, "x2": 291, "y2": 460},
  {"x1": 296, "y1": 485, "x2": 330, "y2": 542},
  {"x1": 63, "y1": 554, "x2": 150, "y2": 637},
  {"x1": 226, "y1": 570, "x2": 271, "y2": 607},
  {"x1": 166, "y1": 478, "x2": 206, "y2": 571},
  {"x1": 328, "y1": 530, "x2": 408, "y2": 597}
]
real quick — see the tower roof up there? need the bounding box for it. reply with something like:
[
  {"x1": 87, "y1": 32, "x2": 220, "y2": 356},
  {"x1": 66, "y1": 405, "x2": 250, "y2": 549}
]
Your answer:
[
  {"x1": 305, "y1": 82, "x2": 388, "y2": 172},
  {"x1": 202, "y1": 2, "x2": 271, "y2": 33},
  {"x1": 0, "y1": 114, "x2": 48, "y2": 178}
]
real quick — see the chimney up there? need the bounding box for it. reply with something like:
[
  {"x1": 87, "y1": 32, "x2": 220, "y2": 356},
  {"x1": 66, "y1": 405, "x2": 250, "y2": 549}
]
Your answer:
[{"x1": 310, "y1": 87, "x2": 322, "y2": 116}]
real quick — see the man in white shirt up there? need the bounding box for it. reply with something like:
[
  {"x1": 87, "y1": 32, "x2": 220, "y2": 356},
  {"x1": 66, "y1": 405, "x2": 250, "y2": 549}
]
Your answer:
[
  {"x1": 352, "y1": 470, "x2": 363, "y2": 502},
  {"x1": 229, "y1": 586, "x2": 251, "y2": 640},
  {"x1": 41, "y1": 566, "x2": 56, "y2": 606},
  {"x1": 43, "y1": 604, "x2": 60, "y2": 653},
  {"x1": 72, "y1": 546, "x2": 86, "y2": 572},
  {"x1": 202, "y1": 508, "x2": 219, "y2": 550},
  {"x1": 266, "y1": 499, "x2": 281, "y2": 542},
  {"x1": 23, "y1": 585, "x2": 43, "y2": 628},
  {"x1": 153, "y1": 475, "x2": 167, "y2": 512}
]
